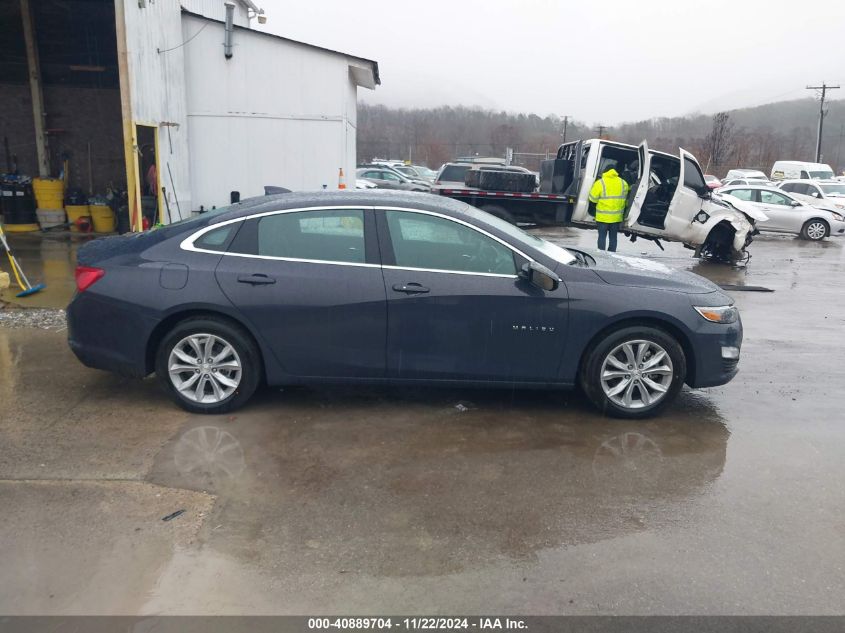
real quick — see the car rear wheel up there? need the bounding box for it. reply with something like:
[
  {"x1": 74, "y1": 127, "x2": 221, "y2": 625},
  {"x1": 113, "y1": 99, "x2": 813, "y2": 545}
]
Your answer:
[
  {"x1": 155, "y1": 317, "x2": 261, "y2": 414},
  {"x1": 801, "y1": 219, "x2": 829, "y2": 241},
  {"x1": 581, "y1": 326, "x2": 686, "y2": 419}
]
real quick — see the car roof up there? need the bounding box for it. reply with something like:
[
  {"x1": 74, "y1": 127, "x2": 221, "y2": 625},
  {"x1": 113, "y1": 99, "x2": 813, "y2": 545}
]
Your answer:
[
  {"x1": 780, "y1": 178, "x2": 838, "y2": 184},
  {"x1": 721, "y1": 185, "x2": 782, "y2": 190},
  {"x1": 210, "y1": 190, "x2": 476, "y2": 224}
]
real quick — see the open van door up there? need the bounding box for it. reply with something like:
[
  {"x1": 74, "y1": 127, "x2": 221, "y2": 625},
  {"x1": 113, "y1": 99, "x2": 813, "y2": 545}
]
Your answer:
[
  {"x1": 663, "y1": 148, "x2": 709, "y2": 233},
  {"x1": 623, "y1": 141, "x2": 651, "y2": 228}
]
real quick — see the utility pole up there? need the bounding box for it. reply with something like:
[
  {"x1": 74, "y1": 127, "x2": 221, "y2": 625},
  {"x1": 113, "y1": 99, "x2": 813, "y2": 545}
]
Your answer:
[
  {"x1": 560, "y1": 115, "x2": 570, "y2": 145},
  {"x1": 596, "y1": 124, "x2": 608, "y2": 139},
  {"x1": 807, "y1": 83, "x2": 840, "y2": 162}
]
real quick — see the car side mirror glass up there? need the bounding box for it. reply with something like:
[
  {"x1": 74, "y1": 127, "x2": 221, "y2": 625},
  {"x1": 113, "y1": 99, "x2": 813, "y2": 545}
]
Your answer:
[
  {"x1": 519, "y1": 261, "x2": 560, "y2": 291},
  {"x1": 791, "y1": 200, "x2": 801, "y2": 207}
]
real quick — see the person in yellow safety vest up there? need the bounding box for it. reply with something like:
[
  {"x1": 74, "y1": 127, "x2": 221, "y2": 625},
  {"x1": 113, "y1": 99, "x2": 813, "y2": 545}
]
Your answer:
[{"x1": 588, "y1": 167, "x2": 630, "y2": 252}]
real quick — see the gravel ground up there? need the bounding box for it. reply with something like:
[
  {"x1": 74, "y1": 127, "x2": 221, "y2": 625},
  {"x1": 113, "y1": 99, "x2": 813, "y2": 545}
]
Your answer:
[{"x1": 0, "y1": 307, "x2": 67, "y2": 330}]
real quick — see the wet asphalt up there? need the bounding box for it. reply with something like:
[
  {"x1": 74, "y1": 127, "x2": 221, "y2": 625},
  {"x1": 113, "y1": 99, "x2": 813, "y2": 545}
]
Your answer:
[{"x1": 0, "y1": 228, "x2": 843, "y2": 614}]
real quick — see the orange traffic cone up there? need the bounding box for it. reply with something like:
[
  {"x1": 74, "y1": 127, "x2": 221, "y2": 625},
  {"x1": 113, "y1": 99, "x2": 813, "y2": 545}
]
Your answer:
[{"x1": 338, "y1": 167, "x2": 346, "y2": 189}]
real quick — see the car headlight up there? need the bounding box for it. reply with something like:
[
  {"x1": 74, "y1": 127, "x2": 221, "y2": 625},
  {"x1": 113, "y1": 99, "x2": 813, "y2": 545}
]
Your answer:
[
  {"x1": 694, "y1": 305, "x2": 738, "y2": 324},
  {"x1": 831, "y1": 212, "x2": 845, "y2": 221}
]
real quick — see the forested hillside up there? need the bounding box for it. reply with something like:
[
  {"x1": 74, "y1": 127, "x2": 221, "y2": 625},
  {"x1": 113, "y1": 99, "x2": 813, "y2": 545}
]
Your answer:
[{"x1": 357, "y1": 98, "x2": 845, "y2": 177}]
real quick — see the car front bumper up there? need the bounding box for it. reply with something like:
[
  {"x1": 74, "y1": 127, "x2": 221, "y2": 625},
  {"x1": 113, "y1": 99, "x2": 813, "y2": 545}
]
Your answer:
[{"x1": 686, "y1": 316, "x2": 744, "y2": 388}]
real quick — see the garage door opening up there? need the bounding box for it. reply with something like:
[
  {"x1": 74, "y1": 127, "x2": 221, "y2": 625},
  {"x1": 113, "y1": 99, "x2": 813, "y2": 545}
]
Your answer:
[{"x1": 0, "y1": 0, "x2": 126, "y2": 233}]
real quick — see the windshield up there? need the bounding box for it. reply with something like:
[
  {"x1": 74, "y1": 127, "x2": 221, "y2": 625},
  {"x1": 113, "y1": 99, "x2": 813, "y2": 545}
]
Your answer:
[
  {"x1": 809, "y1": 170, "x2": 835, "y2": 180},
  {"x1": 820, "y1": 183, "x2": 845, "y2": 196},
  {"x1": 475, "y1": 212, "x2": 577, "y2": 266}
]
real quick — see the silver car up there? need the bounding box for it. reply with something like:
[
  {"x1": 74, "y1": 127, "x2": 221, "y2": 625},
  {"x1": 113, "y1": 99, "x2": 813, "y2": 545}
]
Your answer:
[{"x1": 719, "y1": 185, "x2": 845, "y2": 240}]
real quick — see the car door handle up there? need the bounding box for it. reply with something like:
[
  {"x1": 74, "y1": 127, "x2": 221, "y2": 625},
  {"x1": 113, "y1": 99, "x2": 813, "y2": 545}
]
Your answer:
[
  {"x1": 392, "y1": 282, "x2": 430, "y2": 294},
  {"x1": 237, "y1": 273, "x2": 276, "y2": 285}
]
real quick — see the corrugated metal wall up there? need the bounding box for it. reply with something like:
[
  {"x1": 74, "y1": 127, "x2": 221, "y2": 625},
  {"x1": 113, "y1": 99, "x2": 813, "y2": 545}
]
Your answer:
[
  {"x1": 121, "y1": 0, "x2": 193, "y2": 218},
  {"x1": 181, "y1": 12, "x2": 360, "y2": 207},
  {"x1": 119, "y1": 0, "x2": 369, "y2": 216}
]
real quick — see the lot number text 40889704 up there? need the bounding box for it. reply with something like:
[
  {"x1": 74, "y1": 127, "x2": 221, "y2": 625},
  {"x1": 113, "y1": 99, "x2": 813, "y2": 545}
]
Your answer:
[{"x1": 307, "y1": 618, "x2": 528, "y2": 630}]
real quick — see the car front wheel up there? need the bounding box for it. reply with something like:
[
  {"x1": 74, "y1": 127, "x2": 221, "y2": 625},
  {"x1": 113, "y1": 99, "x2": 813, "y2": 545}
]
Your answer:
[
  {"x1": 155, "y1": 317, "x2": 261, "y2": 414},
  {"x1": 801, "y1": 219, "x2": 829, "y2": 241},
  {"x1": 581, "y1": 326, "x2": 686, "y2": 419}
]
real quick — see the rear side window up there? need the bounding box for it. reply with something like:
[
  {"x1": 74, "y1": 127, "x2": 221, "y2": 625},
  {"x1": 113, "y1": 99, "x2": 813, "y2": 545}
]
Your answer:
[
  {"x1": 194, "y1": 223, "x2": 236, "y2": 252},
  {"x1": 438, "y1": 165, "x2": 470, "y2": 183},
  {"x1": 256, "y1": 209, "x2": 366, "y2": 264},
  {"x1": 726, "y1": 188, "x2": 754, "y2": 201},
  {"x1": 385, "y1": 210, "x2": 516, "y2": 275}
]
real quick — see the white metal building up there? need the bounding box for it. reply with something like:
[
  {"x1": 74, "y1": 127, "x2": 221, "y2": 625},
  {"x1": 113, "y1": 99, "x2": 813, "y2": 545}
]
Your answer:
[
  {"x1": 122, "y1": 0, "x2": 379, "y2": 225},
  {"x1": 0, "y1": 0, "x2": 379, "y2": 230}
]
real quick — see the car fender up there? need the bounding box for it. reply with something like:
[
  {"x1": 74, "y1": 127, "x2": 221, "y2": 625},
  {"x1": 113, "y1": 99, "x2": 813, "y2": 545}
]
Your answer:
[{"x1": 707, "y1": 210, "x2": 754, "y2": 252}]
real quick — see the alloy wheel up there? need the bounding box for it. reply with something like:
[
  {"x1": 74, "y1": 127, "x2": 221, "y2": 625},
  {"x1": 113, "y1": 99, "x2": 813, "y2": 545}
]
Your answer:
[
  {"x1": 600, "y1": 339, "x2": 674, "y2": 410},
  {"x1": 168, "y1": 333, "x2": 243, "y2": 404},
  {"x1": 806, "y1": 221, "x2": 827, "y2": 240}
]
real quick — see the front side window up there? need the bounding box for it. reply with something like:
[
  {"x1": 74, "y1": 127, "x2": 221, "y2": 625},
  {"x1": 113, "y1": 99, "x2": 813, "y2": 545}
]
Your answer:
[
  {"x1": 385, "y1": 211, "x2": 517, "y2": 275},
  {"x1": 381, "y1": 171, "x2": 402, "y2": 182},
  {"x1": 683, "y1": 157, "x2": 707, "y2": 191},
  {"x1": 257, "y1": 209, "x2": 365, "y2": 264},
  {"x1": 759, "y1": 190, "x2": 792, "y2": 206}
]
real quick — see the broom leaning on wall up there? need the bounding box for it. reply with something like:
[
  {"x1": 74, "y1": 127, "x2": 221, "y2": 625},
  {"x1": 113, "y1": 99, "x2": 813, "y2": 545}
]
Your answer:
[{"x1": 0, "y1": 224, "x2": 46, "y2": 297}]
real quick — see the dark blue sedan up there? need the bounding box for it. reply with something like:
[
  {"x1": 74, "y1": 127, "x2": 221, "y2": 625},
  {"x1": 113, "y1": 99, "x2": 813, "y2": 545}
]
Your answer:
[{"x1": 67, "y1": 191, "x2": 742, "y2": 418}]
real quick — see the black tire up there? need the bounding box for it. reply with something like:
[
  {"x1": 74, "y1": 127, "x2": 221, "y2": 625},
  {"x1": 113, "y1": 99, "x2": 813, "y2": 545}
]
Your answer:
[
  {"x1": 800, "y1": 219, "x2": 829, "y2": 241},
  {"x1": 580, "y1": 326, "x2": 686, "y2": 419},
  {"x1": 155, "y1": 316, "x2": 262, "y2": 414}
]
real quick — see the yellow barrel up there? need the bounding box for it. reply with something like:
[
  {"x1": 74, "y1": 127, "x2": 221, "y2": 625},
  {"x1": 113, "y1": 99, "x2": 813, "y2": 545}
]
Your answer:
[
  {"x1": 65, "y1": 204, "x2": 91, "y2": 232},
  {"x1": 32, "y1": 178, "x2": 65, "y2": 210},
  {"x1": 90, "y1": 204, "x2": 116, "y2": 233}
]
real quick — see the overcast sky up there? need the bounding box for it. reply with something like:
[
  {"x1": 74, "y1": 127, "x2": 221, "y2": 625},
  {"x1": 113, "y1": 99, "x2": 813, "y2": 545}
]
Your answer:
[{"x1": 258, "y1": 0, "x2": 845, "y2": 125}]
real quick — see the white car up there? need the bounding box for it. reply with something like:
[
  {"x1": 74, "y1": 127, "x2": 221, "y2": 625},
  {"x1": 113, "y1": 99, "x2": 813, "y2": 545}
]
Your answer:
[
  {"x1": 719, "y1": 185, "x2": 845, "y2": 240},
  {"x1": 720, "y1": 177, "x2": 773, "y2": 188},
  {"x1": 724, "y1": 169, "x2": 768, "y2": 182},
  {"x1": 776, "y1": 180, "x2": 845, "y2": 213}
]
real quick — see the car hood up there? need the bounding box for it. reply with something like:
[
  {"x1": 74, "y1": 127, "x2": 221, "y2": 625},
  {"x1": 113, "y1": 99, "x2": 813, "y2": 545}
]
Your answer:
[{"x1": 576, "y1": 250, "x2": 721, "y2": 294}]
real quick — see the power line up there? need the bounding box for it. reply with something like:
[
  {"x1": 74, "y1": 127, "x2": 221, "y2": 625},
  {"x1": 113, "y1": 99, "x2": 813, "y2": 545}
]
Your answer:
[{"x1": 807, "y1": 83, "x2": 840, "y2": 162}]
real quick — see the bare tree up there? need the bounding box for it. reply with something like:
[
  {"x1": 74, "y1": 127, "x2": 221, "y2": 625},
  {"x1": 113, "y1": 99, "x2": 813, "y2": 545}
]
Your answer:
[{"x1": 704, "y1": 112, "x2": 735, "y2": 171}]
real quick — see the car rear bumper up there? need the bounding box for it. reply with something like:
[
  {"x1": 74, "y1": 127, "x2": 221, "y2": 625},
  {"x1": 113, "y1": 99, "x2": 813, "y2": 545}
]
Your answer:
[{"x1": 66, "y1": 293, "x2": 155, "y2": 378}]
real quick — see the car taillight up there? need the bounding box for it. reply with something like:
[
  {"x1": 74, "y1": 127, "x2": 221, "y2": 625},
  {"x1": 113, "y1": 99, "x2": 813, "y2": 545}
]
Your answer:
[{"x1": 75, "y1": 266, "x2": 105, "y2": 292}]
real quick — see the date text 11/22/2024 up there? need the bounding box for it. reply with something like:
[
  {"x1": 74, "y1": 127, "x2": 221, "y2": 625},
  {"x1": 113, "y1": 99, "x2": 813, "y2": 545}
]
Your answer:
[{"x1": 308, "y1": 618, "x2": 528, "y2": 630}]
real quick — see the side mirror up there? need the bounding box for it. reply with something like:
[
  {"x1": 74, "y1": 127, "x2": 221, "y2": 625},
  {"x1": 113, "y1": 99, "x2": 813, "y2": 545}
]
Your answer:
[
  {"x1": 519, "y1": 261, "x2": 561, "y2": 291},
  {"x1": 790, "y1": 200, "x2": 801, "y2": 207}
]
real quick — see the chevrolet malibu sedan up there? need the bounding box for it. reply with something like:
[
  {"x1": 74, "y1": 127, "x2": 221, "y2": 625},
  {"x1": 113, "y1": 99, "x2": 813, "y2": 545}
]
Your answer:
[{"x1": 67, "y1": 191, "x2": 742, "y2": 419}]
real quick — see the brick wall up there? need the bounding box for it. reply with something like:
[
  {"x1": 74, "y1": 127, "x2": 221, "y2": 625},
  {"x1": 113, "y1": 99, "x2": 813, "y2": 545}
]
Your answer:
[{"x1": 0, "y1": 83, "x2": 125, "y2": 195}]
